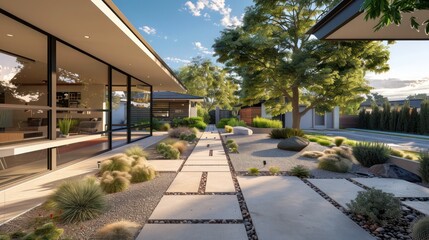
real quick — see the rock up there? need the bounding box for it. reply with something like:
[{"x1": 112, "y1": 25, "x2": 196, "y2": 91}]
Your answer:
[
  {"x1": 375, "y1": 227, "x2": 384, "y2": 233},
  {"x1": 277, "y1": 136, "x2": 309, "y2": 151},
  {"x1": 369, "y1": 163, "x2": 422, "y2": 182},
  {"x1": 233, "y1": 126, "x2": 253, "y2": 135}
]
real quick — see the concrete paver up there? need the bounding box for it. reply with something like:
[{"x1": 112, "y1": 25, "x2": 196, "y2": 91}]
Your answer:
[
  {"x1": 166, "y1": 172, "x2": 202, "y2": 193},
  {"x1": 181, "y1": 165, "x2": 230, "y2": 172},
  {"x1": 184, "y1": 160, "x2": 228, "y2": 166},
  {"x1": 149, "y1": 195, "x2": 242, "y2": 220},
  {"x1": 148, "y1": 160, "x2": 184, "y2": 172},
  {"x1": 308, "y1": 179, "x2": 365, "y2": 209},
  {"x1": 206, "y1": 172, "x2": 235, "y2": 192},
  {"x1": 402, "y1": 201, "x2": 429, "y2": 215},
  {"x1": 352, "y1": 178, "x2": 429, "y2": 198},
  {"x1": 238, "y1": 176, "x2": 374, "y2": 240},
  {"x1": 137, "y1": 224, "x2": 248, "y2": 240}
]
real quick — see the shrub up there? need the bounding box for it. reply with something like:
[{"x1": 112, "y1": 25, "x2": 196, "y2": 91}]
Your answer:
[
  {"x1": 412, "y1": 217, "x2": 429, "y2": 240},
  {"x1": 344, "y1": 140, "x2": 357, "y2": 146},
  {"x1": 227, "y1": 118, "x2": 246, "y2": 127},
  {"x1": 172, "y1": 141, "x2": 188, "y2": 154},
  {"x1": 156, "y1": 142, "x2": 169, "y2": 154},
  {"x1": 353, "y1": 142, "x2": 391, "y2": 167},
  {"x1": 269, "y1": 128, "x2": 305, "y2": 139},
  {"x1": 419, "y1": 151, "x2": 429, "y2": 183},
  {"x1": 129, "y1": 156, "x2": 147, "y2": 167},
  {"x1": 301, "y1": 151, "x2": 324, "y2": 158},
  {"x1": 190, "y1": 127, "x2": 199, "y2": 135},
  {"x1": 100, "y1": 171, "x2": 131, "y2": 194},
  {"x1": 168, "y1": 127, "x2": 193, "y2": 138},
  {"x1": 307, "y1": 136, "x2": 319, "y2": 142},
  {"x1": 151, "y1": 118, "x2": 162, "y2": 130},
  {"x1": 22, "y1": 222, "x2": 63, "y2": 240},
  {"x1": 50, "y1": 178, "x2": 106, "y2": 223},
  {"x1": 216, "y1": 118, "x2": 231, "y2": 128},
  {"x1": 332, "y1": 146, "x2": 357, "y2": 163},
  {"x1": 0, "y1": 235, "x2": 9, "y2": 240},
  {"x1": 318, "y1": 154, "x2": 352, "y2": 173},
  {"x1": 157, "y1": 143, "x2": 180, "y2": 159},
  {"x1": 99, "y1": 154, "x2": 131, "y2": 175},
  {"x1": 390, "y1": 148, "x2": 405, "y2": 158},
  {"x1": 347, "y1": 188, "x2": 401, "y2": 225},
  {"x1": 225, "y1": 125, "x2": 233, "y2": 133},
  {"x1": 227, "y1": 141, "x2": 239, "y2": 153},
  {"x1": 124, "y1": 146, "x2": 148, "y2": 158},
  {"x1": 180, "y1": 133, "x2": 197, "y2": 142},
  {"x1": 248, "y1": 167, "x2": 259, "y2": 176},
  {"x1": 334, "y1": 137, "x2": 346, "y2": 147},
  {"x1": 269, "y1": 166, "x2": 281, "y2": 175},
  {"x1": 159, "y1": 123, "x2": 171, "y2": 131},
  {"x1": 252, "y1": 116, "x2": 282, "y2": 128},
  {"x1": 405, "y1": 155, "x2": 414, "y2": 160},
  {"x1": 289, "y1": 165, "x2": 310, "y2": 178},
  {"x1": 95, "y1": 221, "x2": 140, "y2": 240},
  {"x1": 226, "y1": 139, "x2": 234, "y2": 145},
  {"x1": 130, "y1": 163, "x2": 156, "y2": 183},
  {"x1": 172, "y1": 117, "x2": 206, "y2": 130},
  {"x1": 191, "y1": 121, "x2": 207, "y2": 130},
  {"x1": 317, "y1": 139, "x2": 332, "y2": 146}
]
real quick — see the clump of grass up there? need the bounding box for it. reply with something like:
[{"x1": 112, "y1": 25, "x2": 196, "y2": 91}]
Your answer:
[
  {"x1": 129, "y1": 163, "x2": 156, "y2": 183},
  {"x1": 344, "y1": 140, "x2": 357, "y2": 146},
  {"x1": 306, "y1": 136, "x2": 319, "y2": 142},
  {"x1": 172, "y1": 141, "x2": 188, "y2": 154},
  {"x1": 22, "y1": 222, "x2": 63, "y2": 240},
  {"x1": 156, "y1": 143, "x2": 180, "y2": 159},
  {"x1": 50, "y1": 177, "x2": 106, "y2": 223},
  {"x1": 334, "y1": 137, "x2": 346, "y2": 147},
  {"x1": 124, "y1": 146, "x2": 148, "y2": 158},
  {"x1": 412, "y1": 216, "x2": 429, "y2": 240},
  {"x1": 100, "y1": 171, "x2": 131, "y2": 194},
  {"x1": 390, "y1": 148, "x2": 405, "y2": 158},
  {"x1": 252, "y1": 116, "x2": 282, "y2": 128},
  {"x1": 269, "y1": 166, "x2": 280, "y2": 175},
  {"x1": 318, "y1": 154, "x2": 352, "y2": 173},
  {"x1": 99, "y1": 154, "x2": 132, "y2": 175},
  {"x1": 248, "y1": 167, "x2": 259, "y2": 176},
  {"x1": 225, "y1": 125, "x2": 233, "y2": 133},
  {"x1": 226, "y1": 140, "x2": 239, "y2": 153},
  {"x1": 332, "y1": 146, "x2": 357, "y2": 163},
  {"x1": 159, "y1": 123, "x2": 171, "y2": 131},
  {"x1": 269, "y1": 128, "x2": 304, "y2": 139},
  {"x1": 94, "y1": 221, "x2": 141, "y2": 240},
  {"x1": 289, "y1": 165, "x2": 310, "y2": 178},
  {"x1": 168, "y1": 127, "x2": 193, "y2": 138},
  {"x1": 353, "y1": 142, "x2": 390, "y2": 167},
  {"x1": 179, "y1": 132, "x2": 197, "y2": 142},
  {"x1": 419, "y1": 152, "x2": 429, "y2": 183},
  {"x1": 301, "y1": 151, "x2": 324, "y2": 158},
  {"x1": 129, "y1": 156, "x2": 147, "y2": 167},
  {"x1": 316, "y1": 139, "x2": 332, "y2": 146}
]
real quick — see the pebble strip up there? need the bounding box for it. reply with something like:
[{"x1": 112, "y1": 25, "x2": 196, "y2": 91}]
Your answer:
[
  {"x1": 198, "y1": 172, "x2": 208, "y2": 194},
  {"x1": 306, "y1": 178, "x2": 425, "y2": 240},
  {"x1": 221, "y1": 136, "x2": 259, "y2": 240},
  {"x1": 147, "y1": 219, "x2": 243, "y2": 224}
]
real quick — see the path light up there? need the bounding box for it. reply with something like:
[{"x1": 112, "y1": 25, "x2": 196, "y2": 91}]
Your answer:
[
  {"x1": 263, "y1": 160, "x2": 267, "y2": 166},
  {"x1": 209, "y1": 150, "x2": 213, "y2": 156},
  {"x1": 214, "y1": 137, "x2": 216, "y2": 139},
  {"x1": 207, "y1": 144, "x2": 210, "y2": 148},
  {"x1": 97, "y1": 161, "x2": 101, "y2": 168}
]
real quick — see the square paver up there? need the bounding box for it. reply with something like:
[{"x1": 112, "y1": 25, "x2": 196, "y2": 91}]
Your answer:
[
  {"x1": 352, "y1": 178, "x2": 429, "y2": 198},
  {"x1": 181, "y1": 165, "x2": 230, "y2": 172},
  {"x1": 137, "y1": 224, "x2": 248, "y2": 240},
  {"x1": 308, "y1": 179, "x2": 365, "y2": 209},
  {"x1": 166, "y1": 172, "x2": 202, "y2": 193},
  {"x1": 238, "y1": 176, "x2": 374, "y2": 240},
  {"x1": 206, "y1": 172, "x2": 235, "y2": 192},
  {"x1": 185, "y1": 160, "x2": 228, "y2": 166},
  {"x1": 148, "y1": 160, "x2": 184, "y2": 172},
  {"x1": 402, "y1": 201, "x2": 429, "y2": 215},
  {"x1": 149, "y1": 195, "x2": 242, "y2": 220}
]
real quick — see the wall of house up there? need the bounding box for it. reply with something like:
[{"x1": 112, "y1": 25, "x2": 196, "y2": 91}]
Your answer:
[
  {"x1": 189, "y1": 101, "x2": 198, "y2": 117},
  {"x1": 284, "y1": 106, "x2": 314, "y2": 129},
  {"x1": 261, "y1": 103, "x2": 272, "y2": 119}
]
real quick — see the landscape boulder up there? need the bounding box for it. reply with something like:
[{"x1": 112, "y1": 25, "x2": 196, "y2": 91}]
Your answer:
[
  {"x1": 369, "y1": 163, "x2": 422, "y2": 183},
  {"x1": 233, "y1": 126, "x2": 253, "y2": 135},
  {"x1": 277, "y1": 136, "x2": 309, "y2": 152}
]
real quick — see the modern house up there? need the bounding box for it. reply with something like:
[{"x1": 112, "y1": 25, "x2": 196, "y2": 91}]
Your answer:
[
  {"x1": 152, "y1": 92, "x2": 204, "y2": 121},
  {"x1": 239, "y1": 102, "x2": 340, "y2": 129},
  {"x1": 0, "y1": 1, "x2": 185, "y2": 187}
]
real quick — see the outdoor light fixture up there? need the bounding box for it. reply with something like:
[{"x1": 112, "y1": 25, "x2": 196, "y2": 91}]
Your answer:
[
  {"x1": 97, "y1": 161, "x2": 101, "y2": 168},
  {"x1": 84, "y1": 35, "x2": 90, "y2": 39},
  {"x1": 263, "y1": 160, "x2": 267, "y2": 166},
  {"x1": 209, "y1": 149, "x2": 213, "y2": 156},
  {"x1": 207, "y1": 144, "x2": 210, "y2": 148},
  {"x1": 6, "y1": 34, "x2": 13, "y2": 37}
]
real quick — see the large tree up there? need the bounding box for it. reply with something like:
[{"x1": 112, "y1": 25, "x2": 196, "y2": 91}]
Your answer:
[
  {"x1": 177, "y1": 57, "x2": 239, "y2": 111},
  {"x1": 362, "y1": 0, "x2": 429, "y2": 34},
  {"x1": 213, "y1": 0, "x2": 390, "y2": 129}
]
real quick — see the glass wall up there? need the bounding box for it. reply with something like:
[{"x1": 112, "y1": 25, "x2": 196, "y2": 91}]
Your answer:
[
  {"x1": 111, "y1": 69, "x2": 128, "y2": 147},
  {"x1": 130, "y1": 78, "x2": 151, "y2": 141}
]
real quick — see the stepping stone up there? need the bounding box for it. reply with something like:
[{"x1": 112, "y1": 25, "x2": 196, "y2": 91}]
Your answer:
[
  {"x1": 402, "y1": 201, "x2": 429, "y2": 215},
  {"x1": 352, "y1": 178, "x2": 429, "y2": 198},
  {"x1": 137, "y1": 224, "x2": 248, "y2": 240},
  {"x1": 147, "y1": 160, "x2": 184, "y2": 172},
  {"x1": 238, "y1": 176, "x2": 374, "y2": 240},
  {"x1": 181, "y1": 166, "x2": 230, "y2": 172},
  {"x1": 149, "y1": 195, "x2": 242, "y2": 220},
  {"x1": 166, "y1": 172, "x2": 202, "y2": 193},
  {"x1": 185, "y1": 160, "x2": 228, "y2": 166},
  {"x1": 308, "y1": 179, "x2": 365, "y2": 209},
  {"x1": 187, "y1": 157, "x2": 227, "y2": 161},
  {"x1": 206, "y1": 172, "x2": 235, "y2": 192}
]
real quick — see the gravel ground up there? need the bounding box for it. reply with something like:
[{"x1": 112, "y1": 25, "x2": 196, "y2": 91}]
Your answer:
[
  {"x1": 224, "y1": 133, "x2": 369, "y2": 178},
  {"x1": 0, "y1": 172, "x2": 176, "y2": 239}
]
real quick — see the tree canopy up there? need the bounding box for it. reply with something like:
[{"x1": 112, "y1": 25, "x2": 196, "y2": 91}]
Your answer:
[
  {"x1": 177, "y1": 57, "x2": 239, "y2": 111},
  {"x1": 213, "y1": 0, "x2": 390, "y2": 128},
  {"x1": 362, "y1": 0, "x2": 429, "y2": 34}
]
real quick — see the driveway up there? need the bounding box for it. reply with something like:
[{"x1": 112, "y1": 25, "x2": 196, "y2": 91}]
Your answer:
[{"x1": 305, "y1": 129, "x2": 429, "y2": 152}]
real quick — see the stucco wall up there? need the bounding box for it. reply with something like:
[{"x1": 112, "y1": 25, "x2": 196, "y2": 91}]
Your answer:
[{"x1": 261, "y1": 103, "x2": 272, "y2": 119}]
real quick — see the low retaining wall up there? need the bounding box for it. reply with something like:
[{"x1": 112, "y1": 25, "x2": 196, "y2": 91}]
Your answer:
[
  {"x1": 387, "y1": 156, "x2": 421, "y2": 177},
  {"x1": 247, "y1": 127, "x2": 273, "y2": 134}
]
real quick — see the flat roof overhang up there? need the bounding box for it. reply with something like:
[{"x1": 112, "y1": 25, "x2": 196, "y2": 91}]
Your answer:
[
  {"x1": 0, "y1": 0, "x2": 186, "y2": 92},
  {"x1": 309, "y1": 0, "x2": 429, "y2": 40}
]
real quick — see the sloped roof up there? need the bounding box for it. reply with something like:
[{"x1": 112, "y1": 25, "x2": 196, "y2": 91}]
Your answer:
[{"x1": 153, "y1": 91, "x2": 204, "y2": 101}]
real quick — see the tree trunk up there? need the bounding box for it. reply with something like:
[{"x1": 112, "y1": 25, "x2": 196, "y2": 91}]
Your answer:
[{"x1": 291, "y1": 87, "x2": 301, "y2": 129}]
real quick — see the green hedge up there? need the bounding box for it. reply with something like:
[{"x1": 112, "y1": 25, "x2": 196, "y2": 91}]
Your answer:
[{"x1": 252, "y1": 116, "x2": 282, "y2": 128}]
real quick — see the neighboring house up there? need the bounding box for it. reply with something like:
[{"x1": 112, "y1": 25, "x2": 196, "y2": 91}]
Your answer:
[
  {"x1": 360, "y1": 99, "x2": 424, "y2": 112},
  {"x1": 239, "y1": 102, "x2": 340, "y2": 129},
  {"x1": 152, "y1": 92, "x2": 204, "y2": 121},
  {"x1": 0, "y1": 1, "x2": 185, "y2": 187}
]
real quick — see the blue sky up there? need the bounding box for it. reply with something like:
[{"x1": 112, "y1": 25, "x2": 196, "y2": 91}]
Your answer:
[{"x1": 113, "y1": 0, "x2": 429, "y2": 100}]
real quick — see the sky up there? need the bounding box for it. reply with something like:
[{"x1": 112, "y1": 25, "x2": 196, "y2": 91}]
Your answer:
[{"x1": 113, "y1": 0, "x2": 429, "y2": 100}]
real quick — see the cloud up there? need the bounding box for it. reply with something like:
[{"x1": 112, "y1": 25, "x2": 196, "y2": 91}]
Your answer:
[
  {"x1": 193, "y1": 42, "x2": 215, "y2": 55},
  {"x1": 184, "y1": 0, "x2": 242, "y2": 28},
  {"x1": 367, "y1": 77, "x2": 429, "y2": 100},
  {"x1": 165, "y1": 57, "x2": 191, "y2": 64},
  {"x1": 139, "y1": 26, "x2": 156, "y2": 35}
]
